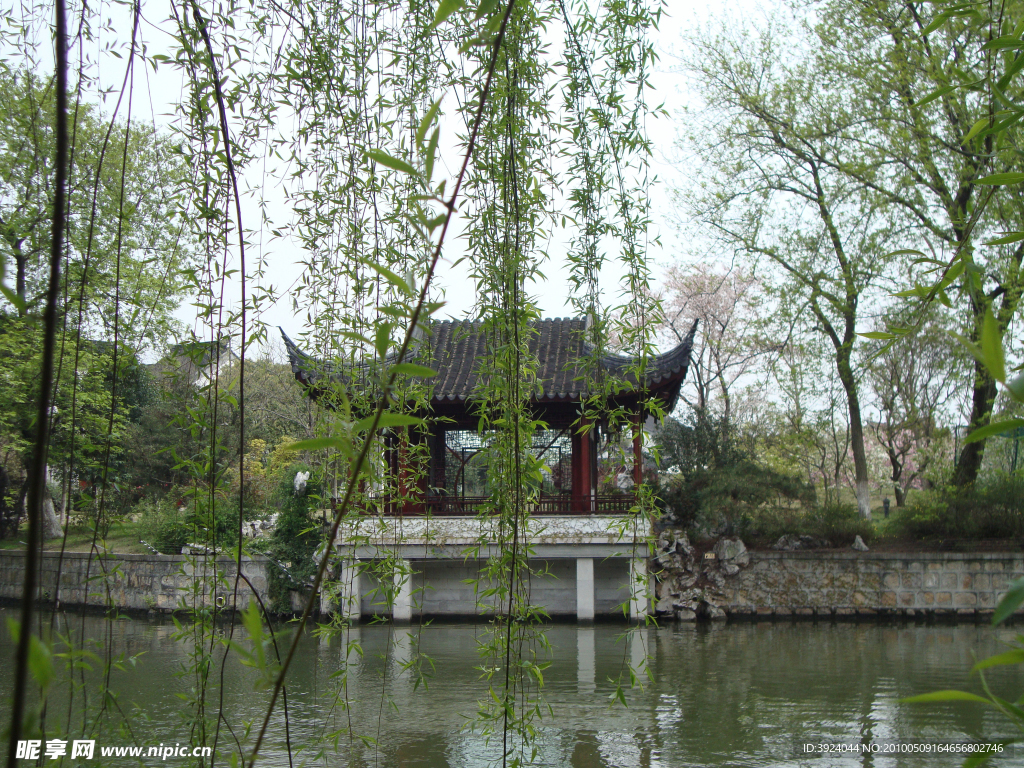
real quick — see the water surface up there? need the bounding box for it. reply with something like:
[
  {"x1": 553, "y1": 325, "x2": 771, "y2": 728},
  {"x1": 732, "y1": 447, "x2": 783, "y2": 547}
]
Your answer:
[{"x1": 2, "y1": 610, "x2": 1022, "y2": 767}]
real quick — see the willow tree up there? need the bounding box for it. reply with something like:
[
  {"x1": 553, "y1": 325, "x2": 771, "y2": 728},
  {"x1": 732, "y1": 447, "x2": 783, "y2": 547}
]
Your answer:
[{"x1": 7, "y1": 0, "x2": 663, "y2": 762}]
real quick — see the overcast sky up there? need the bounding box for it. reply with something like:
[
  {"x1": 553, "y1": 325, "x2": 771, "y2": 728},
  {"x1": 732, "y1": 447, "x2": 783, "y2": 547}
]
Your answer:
[{"x1": 71, "y1": 0, "x2": 772, "y2": 357}]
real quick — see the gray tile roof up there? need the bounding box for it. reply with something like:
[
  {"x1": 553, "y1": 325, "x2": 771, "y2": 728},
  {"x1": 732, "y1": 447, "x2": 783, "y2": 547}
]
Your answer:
[{"x1": 281, "y1": 317, "x2": 696, "y2": 406}]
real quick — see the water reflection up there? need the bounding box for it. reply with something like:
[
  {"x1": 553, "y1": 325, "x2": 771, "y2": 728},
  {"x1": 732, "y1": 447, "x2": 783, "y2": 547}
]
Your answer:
[{"x1": 1, "y1": 610, "x2": 1022, "y2": 767}]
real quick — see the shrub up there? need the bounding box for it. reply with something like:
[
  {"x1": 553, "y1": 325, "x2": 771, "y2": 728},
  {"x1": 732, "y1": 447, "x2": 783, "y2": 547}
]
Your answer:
[
  {"x1": 888, "y1": 476, "x2": 1024, "y2": 540},
  {"x1": 137, "y1": 494, "x2": 189, "y2": 554},
  {"x1": 267, "y1": 462, "x2": 321, "y2": 611},
  {"x1": 732, "y1": 501, "x2": 873, "y2": 547}
]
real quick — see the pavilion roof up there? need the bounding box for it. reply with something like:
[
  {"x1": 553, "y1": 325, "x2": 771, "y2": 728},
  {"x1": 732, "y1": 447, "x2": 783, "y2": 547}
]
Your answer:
[{"x1": 281, "y1": 317, "x2": 696, "y2": 410}]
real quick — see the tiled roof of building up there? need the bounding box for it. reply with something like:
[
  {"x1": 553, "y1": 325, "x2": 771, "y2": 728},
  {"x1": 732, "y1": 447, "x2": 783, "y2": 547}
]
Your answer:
[{"x1": 281, "y1": 317, "x2": 696, "y2": 407}]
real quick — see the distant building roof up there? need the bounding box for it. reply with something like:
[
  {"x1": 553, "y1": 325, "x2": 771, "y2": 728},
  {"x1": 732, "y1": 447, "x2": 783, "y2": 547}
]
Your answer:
[{"x1": 282, "y1": 317, "x2": 696, "y2": 412}]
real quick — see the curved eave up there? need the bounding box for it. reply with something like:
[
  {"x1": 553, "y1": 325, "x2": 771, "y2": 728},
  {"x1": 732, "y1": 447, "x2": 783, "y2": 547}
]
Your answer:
[{"x1": 281, "y1": 318, "x2": 697, "y2": 409}]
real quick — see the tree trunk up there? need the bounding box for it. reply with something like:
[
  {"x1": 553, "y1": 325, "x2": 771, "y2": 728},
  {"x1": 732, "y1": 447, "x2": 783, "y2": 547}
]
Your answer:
[
  {"x1": 19, "y1": 476, "x2": 63, "y2": 540},
  {"x1": 954, "y1": 363, "x2": 998, "y2": 487},
  {"x1": 838, "y1": 353, "x2": 872, "y2": 519}
]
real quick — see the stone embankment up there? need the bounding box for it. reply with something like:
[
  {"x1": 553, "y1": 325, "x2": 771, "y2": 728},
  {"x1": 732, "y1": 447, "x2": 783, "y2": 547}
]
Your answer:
[
  {"x1": 651, "y1": 529, "x2": 1024, "y2": 620},
  {"x1": 0, "y1": 550, "x2": 289, "y2": 612}
]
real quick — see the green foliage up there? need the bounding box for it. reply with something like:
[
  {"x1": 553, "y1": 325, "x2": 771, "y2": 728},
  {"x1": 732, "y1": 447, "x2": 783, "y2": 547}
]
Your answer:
[
  {"x1": 737, "y1": 502, "x2": 875, "y2": 548},
  {"x1": 136, "y1": 493, "x2": 189, "y2": 555},
  {"x1": 654, "y1": 412, "x2": 813, "y2": 534},
  {"x1": 885, "y1": 476, "x2": 1024, "y2": 541},
  {"x1": 267, "y1": 462, "x2": 320, "y2": 612}
]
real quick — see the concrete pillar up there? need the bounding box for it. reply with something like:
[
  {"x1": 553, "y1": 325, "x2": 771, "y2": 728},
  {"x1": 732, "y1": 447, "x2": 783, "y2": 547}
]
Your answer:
[
  {"x1": 629, "y1": 557, "x2": 648, "y2": 620},
  {"x1": 394, "y1": 561, "x2": 413, "y2": 623},
  {"x1": 577, "y1": 625, "x2": 596, "y2": 695},
  {"x1": 576, "y1": 557, "x2": 595, "y2": 621},
  {"x1": 341, "y1": 559, "x2": 361, "y2": 622}
]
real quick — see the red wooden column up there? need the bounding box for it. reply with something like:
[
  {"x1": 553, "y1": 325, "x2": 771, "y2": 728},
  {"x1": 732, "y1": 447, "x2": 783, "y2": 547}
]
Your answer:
[{"x1": 571, "y1": 418, "x2": 593, "y2": 514}]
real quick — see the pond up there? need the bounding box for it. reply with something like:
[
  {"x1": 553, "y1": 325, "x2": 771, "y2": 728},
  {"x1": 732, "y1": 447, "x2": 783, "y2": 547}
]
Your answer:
[{"x1": 2, "y1": 609, "x2": 1022, "y2": 767}]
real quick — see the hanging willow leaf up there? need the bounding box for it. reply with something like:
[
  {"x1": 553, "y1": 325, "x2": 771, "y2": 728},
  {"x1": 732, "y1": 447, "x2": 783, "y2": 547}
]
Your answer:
[
  {"x1": 976, "y1": 172, "x2": 1024, "y2": 185},
  {"x1": 416, "y1": 99, "x2": 442, "y2": 146},
  {"x1": 363, "y1": 148, "x2": 416, "y2": 175},
  {"x1": 432, "y1": 0, "x2": 464, "y2": 28},
  {"x1": 984, "y1": 231, "x2": 1024, "y2": 245},
  {"x1": 962, "y1": 418, "x2": 1024, "y2": 444},
  {"x1": 354, "y1": 413, "x2": 423, "y2": 433},
  {"x1": 361, "y1": 258, "x2": 414, "y2": 296},
  {"x1": 980, "y1": 307, "x2": 1006, "y2": 383},
  {"x1": 993, "y1": 577, "x2": 1024, "y2": 625},
  {"x1": 391, "y1": 362, "x2": 437, "y2": 378}
]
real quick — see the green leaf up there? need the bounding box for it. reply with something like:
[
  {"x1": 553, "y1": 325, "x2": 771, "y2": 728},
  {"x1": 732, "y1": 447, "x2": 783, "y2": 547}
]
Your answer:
[
  {"x1": 375, "y1": 322, "x2": 393, "y2": 357},
  {"x1": 921, "y1": 10, "x2": 953, "y2": 36},
  {"x1": 363, "y1": 148, "x2": 416, "y2": 176},
  {"x1": 425, "y1": 127, "x2": 439, "y2": 181},
  {"x1": 976, "y1": 172, "x2": 1024, "y2": 185},
  {"x1": 994, "y1": 577, "x2": 1024, "y2": 625},
  {"x1": 972, "y1": 648, "x2": 1024, "y2": 672},
  {"x1": 0, "y1": 284, "x2": 26, "y2": 314},
  {"x1": 391, "y1": 362, "x2": 437, "y2": 378},
  {"x1": 354, "y1": 413, "x2": 424, "y2": 433},
  {"x1": 857, "y1": 331, "x2": 896, "y2": 340},
  {"x1": 416, "y1": 99, "x2": 442, "y2": 147},
  {"x1": 984, "y1": 231, "x2": 1024, "y2": 246},
  {"x1": 901, "y1": 690, "x2": 991, "y2": 704},
  {"x1": 361, "y1": 259, "x2": 414, "y2": 295},
  {"x1": 982, "y1": 35, "x2": 1024, "y2": 51},
  {"x1": 28, "y1": 634, "x2": 54, "y2": 690},
  {"x1": 474, "y1": 0, "x2": 498, "y2": 21},
  {"x1": 963, "y1": 418, "x2": 1024, "y2": 445},
  {"x1": 916, "y1": 83, "x2": 958, "y2": 107},
  {"x1": 962, "y1": 117, "x2": 990, "y2": 145},
  {"x1": 1006, "y1": 372, "x2": 1024, "y2": 402},
  {"x1": 287, "y1": 436, "x2": 352, "y2": 452},
  {"x1": 432, "y1": 0, "x2": 464, "y2": 28},
  {"x1": 981, "y1": 307, "x2": 1006, "y2": 383}
]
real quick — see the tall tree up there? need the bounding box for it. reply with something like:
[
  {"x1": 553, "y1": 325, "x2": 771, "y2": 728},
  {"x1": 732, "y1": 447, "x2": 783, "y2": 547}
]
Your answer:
[
  {"x1": 678, "y1": 24, "x2": 901, "y2": 518},
  {"x1": 803, "y1": 0, "x2": 1024, "y2": 486},
  {"x1": 0, "y1": 68, "x2": 193, "y2": 348},
  {"x1": 867, "y1": 310, "x2": 968, "y2": 505}
]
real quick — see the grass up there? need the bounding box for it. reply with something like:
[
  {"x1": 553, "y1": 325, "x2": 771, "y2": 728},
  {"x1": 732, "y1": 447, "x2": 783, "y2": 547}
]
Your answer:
[{"x1": 0, "y1": 520, "x2": 151, "y2": 554}]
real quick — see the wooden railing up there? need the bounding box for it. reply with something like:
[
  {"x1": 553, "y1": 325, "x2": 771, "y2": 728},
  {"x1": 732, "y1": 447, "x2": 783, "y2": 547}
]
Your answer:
[{"x1": 333, "y1": 494, "x2": 636, "y2": 517}]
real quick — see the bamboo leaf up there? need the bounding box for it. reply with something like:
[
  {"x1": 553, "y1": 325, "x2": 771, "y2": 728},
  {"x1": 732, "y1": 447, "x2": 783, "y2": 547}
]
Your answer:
[
  {"x1": 963, "y1": 418, "x2": 1024, "y2": 444},
  {"x1": 981, "y1": 307, "x2": 1006, "y2": 383},
  {"x1": 995, "y1": 577, "x2": 1024, "y2": 625},
  {"x1": 363, "y1": 148, "x2": 417, "y2": 176},
  {"x1": 433, "y1": 0, "x2": 464, "y2": 28},
  {"x1": 976, "y1": 172, "x2": 1024, "y2": 185}
]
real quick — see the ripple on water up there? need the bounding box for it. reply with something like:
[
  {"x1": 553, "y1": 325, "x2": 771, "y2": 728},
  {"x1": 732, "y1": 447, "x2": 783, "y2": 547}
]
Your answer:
[{"x1": 2, "y1": 612, "x2": 1023, "y2": 767}]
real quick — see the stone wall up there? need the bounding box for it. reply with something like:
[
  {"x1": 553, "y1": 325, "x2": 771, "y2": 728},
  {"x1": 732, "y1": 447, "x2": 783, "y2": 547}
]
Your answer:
[
  {"x1": 652, "y1": 530, "x2": 1024, "y2": 620},
  {"x1": 0, "y1": 551, "x2": 275, "y2": 612}
]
